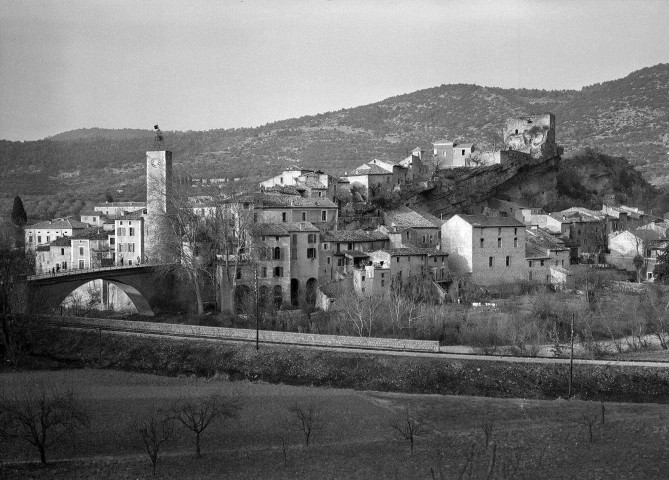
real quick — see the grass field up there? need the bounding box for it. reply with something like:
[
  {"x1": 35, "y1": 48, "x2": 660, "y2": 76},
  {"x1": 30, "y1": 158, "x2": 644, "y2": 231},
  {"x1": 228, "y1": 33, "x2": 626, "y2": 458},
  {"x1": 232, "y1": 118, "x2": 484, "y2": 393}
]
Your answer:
[{"x1": 2, "y1": 369, "x2": 669, "y2": 479}]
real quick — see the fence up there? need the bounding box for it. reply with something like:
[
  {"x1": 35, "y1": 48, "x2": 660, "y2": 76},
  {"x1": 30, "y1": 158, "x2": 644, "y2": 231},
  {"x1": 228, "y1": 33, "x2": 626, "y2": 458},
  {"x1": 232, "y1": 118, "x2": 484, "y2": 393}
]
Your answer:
[{"x1": 32, "y1": 315, "x2": 440, "y2": 353}]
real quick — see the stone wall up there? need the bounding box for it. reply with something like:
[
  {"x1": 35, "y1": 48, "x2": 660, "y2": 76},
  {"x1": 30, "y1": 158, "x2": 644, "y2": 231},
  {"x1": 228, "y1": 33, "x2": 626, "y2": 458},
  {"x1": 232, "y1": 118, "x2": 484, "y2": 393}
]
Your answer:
[{"x1": 41, "y1": 316, "x2": 440, "y2": 352}]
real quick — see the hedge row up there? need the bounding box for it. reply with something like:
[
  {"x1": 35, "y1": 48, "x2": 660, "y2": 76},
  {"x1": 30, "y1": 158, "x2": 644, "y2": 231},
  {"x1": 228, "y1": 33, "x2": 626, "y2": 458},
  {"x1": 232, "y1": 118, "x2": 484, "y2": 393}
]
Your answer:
[{"x1": 13, "y1": 324, "x2": 669, "y2": 403}]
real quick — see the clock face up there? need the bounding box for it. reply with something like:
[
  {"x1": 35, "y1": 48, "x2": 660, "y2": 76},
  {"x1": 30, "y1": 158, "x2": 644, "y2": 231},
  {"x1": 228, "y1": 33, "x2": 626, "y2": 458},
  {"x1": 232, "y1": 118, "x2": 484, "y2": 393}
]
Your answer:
[{"x1": 151, "y1": 158, "x2": 160, "y2": 168}]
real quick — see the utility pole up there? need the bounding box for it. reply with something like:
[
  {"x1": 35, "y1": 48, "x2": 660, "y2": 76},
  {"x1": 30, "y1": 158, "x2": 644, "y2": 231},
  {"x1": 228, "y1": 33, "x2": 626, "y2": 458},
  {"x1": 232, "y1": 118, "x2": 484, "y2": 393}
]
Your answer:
[
  {"x1": 568, "y1": 313, "x2": 575, "y2": 399},
  {"x1": 255, "y1": 268, "x2": 260, "y2": 350}
]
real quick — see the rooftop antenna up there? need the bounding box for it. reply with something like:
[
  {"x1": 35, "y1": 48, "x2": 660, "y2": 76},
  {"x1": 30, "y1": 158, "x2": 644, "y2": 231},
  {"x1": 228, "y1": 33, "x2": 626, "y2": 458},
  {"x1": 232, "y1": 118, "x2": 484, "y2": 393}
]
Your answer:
[{"x1": 153, "y1": 124, "x2": 165, "y2": 149}]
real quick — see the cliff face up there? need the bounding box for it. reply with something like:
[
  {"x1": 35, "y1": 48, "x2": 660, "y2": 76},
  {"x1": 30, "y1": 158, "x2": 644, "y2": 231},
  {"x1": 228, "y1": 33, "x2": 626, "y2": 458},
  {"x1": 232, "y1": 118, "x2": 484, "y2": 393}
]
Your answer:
[{"x1": 406, "y1": 150, "x2": 561, "y2": 217}]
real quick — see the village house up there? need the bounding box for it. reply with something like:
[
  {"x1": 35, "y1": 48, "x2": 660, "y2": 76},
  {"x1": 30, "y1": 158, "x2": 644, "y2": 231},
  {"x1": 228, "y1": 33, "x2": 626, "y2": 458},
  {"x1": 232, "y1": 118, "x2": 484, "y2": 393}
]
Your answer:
[
  {"x1": 114, "y1": 212, "x2": 144, "y2": 266},
  {"x1": 381, "y1": 206, "x2": 442, "y2": 249},
  {"x1": 607, "y1": 229, "x2": 664, "y2": 279},
  {"x1": 525, "y1": 226, "x2": 571, "y2": 285},
  {"x1": 319, "y1": 230, "x2": 389, "y2": 283},
  {"x1": 259, "y1": 168, "x2": 336, "y2": 200},
  {"x1": 432, "y1": 140, "x2": 476, "y2": 169},
  {"x1": 551, "y1": 208, "x2": 608, "y2": 260},
  {"x1": 24, "y1": 217, "x2": 89, "y2": 252},
  {"x1": 368, "y1": 247, "x2": 449, "y2": 285},
  {"x1": 35, "y1": 236, "x2": 71, "y2": 274},
  {"x1": 71, "y1": 228, "x2": 113, "y2": 270},
  {"x1": 94, "y1": 201, "x2": 146, "y2": 217},
  {"x1": 253, "y1": 193, "x2": 338, "y2": 231},
  {"x1": 441, "y1": 214, "x2": 526, "y2": 285}
]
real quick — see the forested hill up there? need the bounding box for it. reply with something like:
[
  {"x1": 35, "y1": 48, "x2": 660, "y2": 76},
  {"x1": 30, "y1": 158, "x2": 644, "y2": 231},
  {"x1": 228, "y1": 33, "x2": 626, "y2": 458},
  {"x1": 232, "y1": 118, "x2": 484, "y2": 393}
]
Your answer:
[{"x1": 1, "y1": 63, "x2": 667, "y2": 220}]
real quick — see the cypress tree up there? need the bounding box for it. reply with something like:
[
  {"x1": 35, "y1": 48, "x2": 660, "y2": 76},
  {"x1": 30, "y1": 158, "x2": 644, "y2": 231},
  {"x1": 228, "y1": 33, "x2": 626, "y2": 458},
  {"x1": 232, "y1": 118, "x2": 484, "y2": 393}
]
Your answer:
[{"x1": 11, "y1": 195, "x2": 27, "y2": 227}]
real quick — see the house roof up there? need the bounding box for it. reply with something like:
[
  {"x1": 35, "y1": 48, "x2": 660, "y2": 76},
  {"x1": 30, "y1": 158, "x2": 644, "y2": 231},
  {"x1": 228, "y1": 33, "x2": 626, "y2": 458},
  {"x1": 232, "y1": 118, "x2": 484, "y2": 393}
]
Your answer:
[
  {"x1": 525, "y1": 227, "x2": 569, "y2": 251},
  {"x1": 72, "y1": 228, "x2": 110, "y2": 241},
  {"x1": 281, "y1": 222, "x2": 320, "y2": 233},
  {"x1": 321, "y1": 230, "x2": 389, "y2": 243},
  {"x1": 49, "y1": 236, "x2": 72, "y2": 247},
  {"x1": 453, "y1": 143, "x2": 474, "y2": 149},
  {"x1": 434, "y1": 139, "x2": 453, "y2": 145},
  {"x1": 95, "y1": 202, "x2": 146, "y2": 208},
  {"x1": 350, "y1": 164, "x2": 394, "y2": 176},
  {"x1": 255, "y1": 193, "x2": 337, "y2": 209},
  {"x1": 457, "y1": 215, "x2": 524, "y2": 228},
  {"x1": 525, "y1": 242, "x2": 550, "y2": 260},
  {"x1": 297, "y1": 177, "x2": 327, "y2": 189},
  {"x1": 264, "y1": 185, "x2": 302, "y2": 196},
  {"x1": 373, "y1": 247, "x2": 446, "y2": 257},
  {"x1": 340, "y1": 250, "x2": 370, "y2": 259},
  {"x1": 250, "y1": 223, "x2": 290, "y2": 237},
  {"x1": 27, "y1": 217, "x2": 89, "y2": 230},
  {"x1": 385, "y1": 206, "x2": 440, "y2": 229}
]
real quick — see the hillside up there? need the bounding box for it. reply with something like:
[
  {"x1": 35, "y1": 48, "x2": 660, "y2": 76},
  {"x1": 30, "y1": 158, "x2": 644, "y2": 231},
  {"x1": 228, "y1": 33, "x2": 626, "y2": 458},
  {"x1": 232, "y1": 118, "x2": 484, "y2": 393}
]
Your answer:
[{"x1": 1, "y1": 64, "x2": 667, "y2": 220}]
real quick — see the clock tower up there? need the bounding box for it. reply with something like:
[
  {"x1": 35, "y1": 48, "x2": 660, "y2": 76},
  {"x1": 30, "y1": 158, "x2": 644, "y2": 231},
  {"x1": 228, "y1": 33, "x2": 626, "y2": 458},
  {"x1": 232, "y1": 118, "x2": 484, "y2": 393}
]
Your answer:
[{"x1": 146, "y1": 126, "x2": 175, "y2": 263}]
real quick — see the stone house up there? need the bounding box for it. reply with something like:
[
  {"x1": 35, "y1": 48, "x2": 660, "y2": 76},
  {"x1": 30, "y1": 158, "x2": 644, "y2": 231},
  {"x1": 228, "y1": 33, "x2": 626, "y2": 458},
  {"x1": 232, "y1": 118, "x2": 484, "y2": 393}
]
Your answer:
[
  {"x1": 551, "y1": 208, "x2": 608, "y2": 259},
  {"x1": 525, "y1": 226, "x2": 570, "y2": 285},
  {"x1": 24, "y1": 217, "x2": 88, "y2": 252},
  {"x1": 319, "y1": 230, "x2": 389, "y2": 284},
  {"x1": 368, "y1": 247, "x2": 449, "y2": 286},
  {"x1": 432, "y1": 140, "x2": 475, "y2": 168},
  {"x1": 382, "y1": 206, "x2": 442, "y2": 249},
  {"x1": 253, "y1": 193, "x2": 339, "y2": 231},
  {"x1": 259, "y1": 168, "x2": 337, "y2": 200},
  {"x1": 441, "y1": 214, "x2": 526, "y2": 285},
  {"x1": 71, "y1": 229, "x2": 112, "y2": 270},
  {"x1": 35, "y1": 236, "x2": 71, "y2": 274},
  {"x1": 607, "y1": 229, "x2": 663, "y2": 278}
]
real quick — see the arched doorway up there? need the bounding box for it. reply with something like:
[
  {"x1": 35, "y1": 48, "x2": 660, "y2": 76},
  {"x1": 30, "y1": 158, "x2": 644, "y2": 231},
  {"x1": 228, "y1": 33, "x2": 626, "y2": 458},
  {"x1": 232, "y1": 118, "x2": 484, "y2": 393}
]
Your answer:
[
  {"x1": 290, "y1": 279, "x2": 300, "y2": 306},
  {"x1": 305, "y1": 278, "x2": 318, "y2": 308},
  {"x1": 234, "y1": 285, "x2": 252, "y2": 313},
  {"x1": 273, "y1": 285, "x2": 283, "y2": 310}
]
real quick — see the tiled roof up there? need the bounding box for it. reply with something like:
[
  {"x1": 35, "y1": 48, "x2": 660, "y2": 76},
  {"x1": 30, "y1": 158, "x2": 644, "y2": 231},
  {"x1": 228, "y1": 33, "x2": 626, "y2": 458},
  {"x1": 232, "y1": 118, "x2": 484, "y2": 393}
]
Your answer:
[
  {"x1": 525, "y1": 242, "x2": 550, "y2": 260},
  {"x1": 297, "y1": 177, "x2": 327, "y2": 189},
  {"x1": 434, "y1": 139, "x2": 453, "y2": 145},
  {"x1": 457, "y1": 215, "x2": 524, "y2": 228},
  {"x1": 49, "y1": 236, "x2": 72, "y2": 247},
  {"x1": 321, "y1": 230, "x2": 389, "y2": 242},
  {"x1": 250, "y1": 223, "x2": 290, "y2": 236},
  {"x1": 525, "y1": 227, "x2": 569, "y2": 251},
  {"x1": 632, "y1": 228, "x2": 664, "y2": 242},
  {"x1": 386, "y1": 206, "x2": 440, "y2": 229},
  {"x1": 453, "y1": 143, "x2": 474, "y2": 148},
  {"x1": 374, "y1": 247, "x2": 445, "y2": 256},
  {"x1": 255, "y1": 193, "x2": 337, "y2": 209},
  {"x1": 27, "y1": 217, "x2": 89, "y2": 230},
  {"x1": 354, "y1": 164, "x2": 392, "y2": 175},
  {"x1": 340, "y1": 250, "x2": 370, "y2": 258},
  {"x1": 118, "y1": 210, "x2": 146, "y2": 220},
  {"x1": 264, "y1": 185, "x2": 301, "y2": 196},
  {"x1": 281, "y1": 222, "x2": 321, "y2": 233},
  {"x1": 72, "y1": 228, "x2": 110, "y2": 240},
  {"x1": 95, "y1": 202, "x2": 146, "y2": 207}
]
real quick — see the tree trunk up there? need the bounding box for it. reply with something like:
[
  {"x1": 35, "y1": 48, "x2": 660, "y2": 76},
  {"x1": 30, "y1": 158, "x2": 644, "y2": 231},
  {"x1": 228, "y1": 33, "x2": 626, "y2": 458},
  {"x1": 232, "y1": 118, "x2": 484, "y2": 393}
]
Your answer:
[
  {"x1": 196, "y1": 432, "x2": 201, "y2": 457},
  {"x1": 38, "y1": 444, "x2": 47, "y2": 465}
]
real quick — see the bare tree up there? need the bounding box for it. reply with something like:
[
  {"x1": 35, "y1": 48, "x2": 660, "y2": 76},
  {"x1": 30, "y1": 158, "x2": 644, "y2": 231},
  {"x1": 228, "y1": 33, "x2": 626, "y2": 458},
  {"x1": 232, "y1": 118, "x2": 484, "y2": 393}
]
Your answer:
[
  {"x1": 170, "y1": 394, "x2": 241, "y2": 457},
  {"x1": 579, "y1": 412, "x2": 598, "y2": 443},
  {"x1": 287, "y1": 402, "x2": 324, "y2": 447},
  {"x1": 133, "y1": 409, "x2": 174, "y2": 476},
  {"x1": 0, "y1": 385, "x2": 90, "y2": 465},
  {"x1": 390, "y1": 409, "x2": 425, "y2": 455}
]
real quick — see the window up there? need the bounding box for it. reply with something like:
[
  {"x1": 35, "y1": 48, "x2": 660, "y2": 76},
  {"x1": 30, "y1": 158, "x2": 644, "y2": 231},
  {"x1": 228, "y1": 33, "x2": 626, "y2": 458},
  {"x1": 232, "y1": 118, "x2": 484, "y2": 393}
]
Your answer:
[
  {"x1": 116, "y1": 227, "x2": 126, "y2": 236},
  {"x1": 422, "y1": 235, "x2": 426, "y2": 243},
  {"x1": 29, "y1": 235, "x2": 33, "y2": 243},
  {"x1": 337, "y1": 258, "x2": 343, "y2": 267},
  {"x1": 271, "y1": 247, "x2": 281, "y2": 260},
  {"x1": 78, "y1": 260, "x2": 85, "y2": 269},
  {"x1": 38, "y1": 236, "x2": 42, "y2": 243},
  {"x1": 262, "y1": 267, "x2": 267, "y2": 278},
  {"x1": 274, "y1": 266, "x2": 283, "y2": 277},
  {"x1": 514, "y1": 238, "x2": 518, "y2": 248},
  {"x1": 540, "y1": 260, "x2": 545, "y2": 266},
  {"x1": 128, "y1": 260, "x2": 133, "y2": 266},
  {"x1": 261, "y1": 236, "x2": 266, "y2": 241},
  {"x1": 327, "y1": 257, "x2": 331, "y2": 264},
  {"x1": 381, "y1": 280, "x2": 385, "y2": 287},
  {"x1": 514, "y1": 228, "x2": 518, "y2": 235},
  {"x1": 529, "y1": 271, "x2": 533, "y2": 281},
  {"x1": 498, "y1": 228, "x2": 502, "y2": 235},
  {"x1": 362, "y1": 276, "x2": 366, "y2": 281},
  {"x1": 243, "y1": 202, "x2": 250, "y2": 209},
  {"x1": 321, "y1": 211, "x2": 327, "y2": 221},
  {"x1": 128, "y1": 243, "x2": 135, "y2": 253},
  {"x1": 62, "y1": 262, "x2": 67, "y2": 270},
  {"x1": 61, "y1": 248, "x2": 65, "y2": 255},
  {"x1": 280, "y1": 177, "x2": 283, "y2": 184},
  {"x1": 129, "y1": 227, "x2": 135, "y2": 236},
  {"x1": 489, "y1": 257, "x2": 494, "y2": 267},
  {"x1": 318, "y1": 191, "x2": 323, "y2": 197},
  {"x1": 498, "y1": 238, "x2": 502, "y2": 248},
  {"x1": 506, "y1": 256, "x2": 510, "y2": 267},
  {"x1": 529, "y1": 260, "x2": 533, "y2": 267},
  {"x1": 347, "y1": 243, "x2": 353, "y2": 250},
  {"x1": 301, "y1": 211, "x2": 307, "y2": 221},
  {"x1": 236, "y1": 269, "x2": 242, "y2": 279},
  {"x1": 292, "y1": 234, "x2": 297, "y2": 244},
  {"x1": 282, "y1": 212, "x2": 287, "y2": 222},
  {"x1": 79, "y1": 247, "x2": 84, "y2": 256},
  {"x1": 275, "y1": 236, "x2": 279, "y2": 242},
  {"x1": 110, "y1": 237, "x2": 115, "y2": 245},
  {"x1": 307, "y1": 248, "x2": 316, "y2": 259},
  {"x1": 396, "y1": 257, "x2": 400, "y2": 263},
  {"x1": 308, "y1": 234, "x2": 317, "y2": 244},
  {"x1": 461, "y1": 149, "x2": 465, "y2": 155},
  {"x1": 46, "y1": 236, "x2": 50, "y2": 242},
  {"x1": 253, "y1": 213, "x2": 258, "y2": 222},
  {"x1": 323, "y1": 243, "x2": 329, "y2": 250}
]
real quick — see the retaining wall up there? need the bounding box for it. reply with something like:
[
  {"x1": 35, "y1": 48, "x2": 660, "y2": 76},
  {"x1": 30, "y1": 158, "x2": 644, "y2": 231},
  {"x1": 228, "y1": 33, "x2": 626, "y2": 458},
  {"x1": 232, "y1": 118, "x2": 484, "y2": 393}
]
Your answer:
[{"x1": 35, "y1": 315, "x2": 440, "y2": 352}]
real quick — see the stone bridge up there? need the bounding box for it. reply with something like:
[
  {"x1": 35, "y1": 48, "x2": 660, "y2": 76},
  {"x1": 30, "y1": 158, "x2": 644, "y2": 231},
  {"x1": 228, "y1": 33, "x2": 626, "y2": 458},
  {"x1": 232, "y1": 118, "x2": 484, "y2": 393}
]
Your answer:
[{"x1": 25, "y1": 264, "x2": 189, "y2": 316}]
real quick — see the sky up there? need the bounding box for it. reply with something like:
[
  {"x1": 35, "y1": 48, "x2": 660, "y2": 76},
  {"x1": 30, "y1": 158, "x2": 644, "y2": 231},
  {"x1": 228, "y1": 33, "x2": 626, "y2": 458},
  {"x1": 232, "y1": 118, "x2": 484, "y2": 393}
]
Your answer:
[{"x1": 0, "y1": 0, "x2": 667, "y2": 141}]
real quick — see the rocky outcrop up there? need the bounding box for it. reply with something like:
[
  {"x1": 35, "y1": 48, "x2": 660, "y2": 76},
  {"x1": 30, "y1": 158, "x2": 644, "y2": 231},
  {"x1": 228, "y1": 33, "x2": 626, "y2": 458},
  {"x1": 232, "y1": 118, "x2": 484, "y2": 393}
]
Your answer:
[{"x1": 405, "y1": 149, "x2": 562, "y2": 217}]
